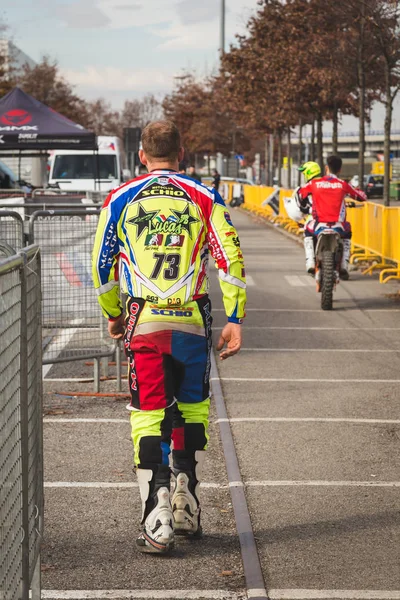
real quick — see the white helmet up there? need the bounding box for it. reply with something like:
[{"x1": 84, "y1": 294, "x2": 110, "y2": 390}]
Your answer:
[{"x1": 284, "y1": 187, "x2": 304, "y2": 222}]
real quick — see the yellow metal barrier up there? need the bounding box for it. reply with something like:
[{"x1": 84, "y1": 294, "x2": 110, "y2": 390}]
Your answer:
[
  {"x1": 243, "y1": 185, "x2": 275, "y2": 219},
  {"x1": 241, "y1": 183, "x2": 400, "y2": 284},
  {"x1": 379, "y1": 207, "x2": 400, "y2": 283}
]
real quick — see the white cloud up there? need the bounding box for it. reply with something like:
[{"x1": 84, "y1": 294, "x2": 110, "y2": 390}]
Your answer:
[
  {"x1": 42, "y1": 0, "x2": 259, "y2": 50},
  {"x1": 155, "y1": 21, "x2": 219, "y2": 51},
  {"x1": 55, "y1": 0, "x2": 112, "y2": 28},
  {"x1": 175, "y1": 0, "x2": 216, "y2": 25},
  {"x1": 62, "y1": 65, "x2": 174, "y2": 93}
]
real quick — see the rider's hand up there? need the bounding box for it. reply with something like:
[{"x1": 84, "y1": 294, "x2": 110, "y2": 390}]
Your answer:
[
  {"x1": 217, "y1": 323, "x2": 242, "y2": 360},
  {"x1": 108, "y1": 315, "x2": 125, "y2": 339}
]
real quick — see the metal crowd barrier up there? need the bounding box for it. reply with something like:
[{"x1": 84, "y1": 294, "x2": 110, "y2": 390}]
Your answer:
[
  {"x1": 0, "y1": 189, "x2": 28, "y2": 200},
  {"x1": 0, "y1": 204, "x2": 118, "y2": 389},
  {"x1": 0, "y1": 210, "x2": 25, "y2": 252},
  {"x1": 243, "y1": 184, "x2": 400, "y2": 283},
  {"x1": 28, "y1": 209, "x2": 116, "y2": 384},
  {"x1": 32, "y1": 189, "x2": 109, "y2": 205},
  {"x1": 0, "y1": 245, "x2": 43, "y2": 600}
]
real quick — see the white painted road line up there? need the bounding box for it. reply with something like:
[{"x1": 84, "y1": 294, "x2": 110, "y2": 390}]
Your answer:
[
  {"x1": 44, "y1": 482, "x2": 224, "y2": 489},
  {"x1": 285, "y1": 275, "x2": 307, "y2": 287},
  {"x1": 43, "y1": 418, "x2": 128, "y2": 423},
  {"x1": 245, "y1": 481, "x2": 400, "y2": 488},
  {"x1": 41, "y1": 590, "x2": 245, "y2": 600},
  {"x1": 219, "y1": 326, "x2": 400, "y2": 331},
  {"x1": 42, "y1": 318, "x2": 84, "y2": 378},
  {"x1": 248, "y1": 590, "x2": 269, "y2": 599},
  {"x1": 213, "y1": 378, "x2": 400, "y2": 384},
  {"x1": 299, "y1": 275, "x2": 316, "y2": 286},
  {"x1": 268, "y1": 590, "x2": 400, "y2": 599},
  {"x1": 240, "y1": 348, "x2": 400, "y2": 353},
  {"x1": 212, "y1": 308, "x2": 400, "y2": 312},
  {"x1": 44, "y1": 378, "x2": 94, "y2": 383},
  {"x1": 218, "y1": 417, "x2": 400, "y2": 424},
  {"x1": 246, "y1": 274, "x2": 255, "y2": 286},
  {"x1": 48, "y1": 416, "x2": 400, "y2": 425},
  {"x1": 44, "y1": 482, "x2": 139, "y2": 488},
  {"x1": 44, "y1": 480, "x2": 400, "y2": 489}
]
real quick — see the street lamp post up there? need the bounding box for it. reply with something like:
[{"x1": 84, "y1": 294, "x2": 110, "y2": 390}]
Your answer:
[{"x1": 220, "y1": 0, "x2": 225, "y2": 58}]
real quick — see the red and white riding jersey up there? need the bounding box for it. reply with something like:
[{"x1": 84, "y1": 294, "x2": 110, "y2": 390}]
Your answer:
[{"x1": 298, "y1": 175, "x2": 367, "y2": 223}]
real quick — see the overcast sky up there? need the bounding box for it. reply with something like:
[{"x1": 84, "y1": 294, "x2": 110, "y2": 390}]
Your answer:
[
  {"x1": 3, "y1": 0, "x2": 400, "y2": 131},
  {"x1": 3, "y1": 0, "x2": 259, "y2": 107}
]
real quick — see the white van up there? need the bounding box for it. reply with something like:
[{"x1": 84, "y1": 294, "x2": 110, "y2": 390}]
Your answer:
[{"x1": 48, "y1": 136, "x2": 126, "y2": 192}]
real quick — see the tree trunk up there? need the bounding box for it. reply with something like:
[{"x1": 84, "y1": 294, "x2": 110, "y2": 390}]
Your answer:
[
  {"x1": 264, "y1": 134, "x2": 270, "y2": 186},
  {"x1": 310, "y1": 121, "x2": 315, "y2": 161},
  {"x1": 317, "y1": 113, "x2": 323, "y2": 169},
  {"x1": 383, "y1": 66, "x2": 393, "y2": 207},
  {"x1": 269, "y1": 133, "x2": 274, "y2": 186},
  {"x1": 332, "y1": 106, "x2": 338, "y2": 155},
  {"x1": 357, "y1": 1, "x2": 366, "y2": 191},
  {"x1": 298, "y1": 120, "x2": 303, "y2": 186},
  {"x1": 277, "y1": 130, "x2": 282, "y2": 187},
  {"x1": 358, "y1": 69, "x2": 366, "y2": 191},
  {"x1": 287, "y1": 127, "x2": 291, "y2": 188}
]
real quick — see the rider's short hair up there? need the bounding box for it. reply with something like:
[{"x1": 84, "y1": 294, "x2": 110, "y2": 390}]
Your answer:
[
  {"x1": 327, "y1": 155, "x2": 342, "y2": 174},
  {"x1": 141, "y1": 120, "x2": 181, "y2": 161}
]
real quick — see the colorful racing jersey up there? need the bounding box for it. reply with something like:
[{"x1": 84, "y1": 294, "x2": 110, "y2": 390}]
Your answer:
[
  {"x1": 298, "y1": 175, "x2": 367, "y2": 222},
  {"x1": 92, "y1": 170, "x2": 246, "y2": 324}
]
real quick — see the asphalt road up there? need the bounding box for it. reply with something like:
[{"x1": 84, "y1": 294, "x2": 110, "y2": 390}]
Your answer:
[
  {"x1": 212, "y1": 209, "x2": 400, "y2": 599},
  {"x1": 40, "y1": 207, "x2": 400, "y2": 600},
  {"x1": 42, "y1": 368, "x2": 246, "y2": 600}
]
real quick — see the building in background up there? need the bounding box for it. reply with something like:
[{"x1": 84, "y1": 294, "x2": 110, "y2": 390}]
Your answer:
[{"x1": 0, "y1": 39, "x2": 36, "y2": 77}]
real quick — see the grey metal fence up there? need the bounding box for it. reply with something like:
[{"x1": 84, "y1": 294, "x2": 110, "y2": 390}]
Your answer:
[
  {"x1": 0, "y1": 211, "x2": 25, "y2": 253},
  {"x1": 28, "y1": 209, "x2": 115, "y2": 369},
  {"x1": 0, "y1": 245, "x2": 43, "y2": 600},
  {"x1": 32, "y1": 189, "x2": 108, "y2": 205},
  {"x1": 0, "y1": 204, "x2": 117, "y2": 389}
]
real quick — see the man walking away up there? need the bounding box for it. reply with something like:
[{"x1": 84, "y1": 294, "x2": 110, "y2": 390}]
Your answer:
[{"x1": 92, "y1": 120, "x2": 246, "y2": 554}]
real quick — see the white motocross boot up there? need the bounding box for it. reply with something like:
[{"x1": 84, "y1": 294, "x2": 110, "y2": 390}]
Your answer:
[
  {"x1": 304, "y1": 237, "x2": 316, "y2": 275},
  {"x1": 136, "y1": 466, "x2": 174, "y2": 553},
  {"x1": 172, "y1": 450, "x2": 205, "y2": 537},
  {"x1": 340, "y1": 239, "x2": 351, "y2": 280}
]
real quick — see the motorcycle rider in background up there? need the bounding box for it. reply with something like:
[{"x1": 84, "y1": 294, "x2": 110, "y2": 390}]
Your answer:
[{"x1": 296, "y1": 156, "x2": 367, "y2": 279}]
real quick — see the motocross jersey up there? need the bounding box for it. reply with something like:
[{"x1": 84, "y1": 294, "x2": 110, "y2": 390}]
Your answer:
[
  {"x1": 92, "y1": 170, "x2": 246, "y2": 325},
  {"x1": 298, "y1": 175, "x2": 367, "y2": 223}
]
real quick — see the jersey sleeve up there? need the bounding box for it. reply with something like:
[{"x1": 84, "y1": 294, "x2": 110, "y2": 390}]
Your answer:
[
  {"x1": 206, "y1": 192, "x2": 246, "y2": 323},
  {"x1": 92, "y1": 194, "x2": 123, "y2": 320},
  {"x1": 298, "y1": 182, "x2": 313, "y2": 200},
  {"x1": 343, "y1": 181, "x2": 367, "y2": 202}
]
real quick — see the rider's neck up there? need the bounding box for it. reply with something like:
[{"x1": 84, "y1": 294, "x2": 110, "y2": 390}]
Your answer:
[{"x1": 147, "y1": 160, "x2": 179, "y2": 173}]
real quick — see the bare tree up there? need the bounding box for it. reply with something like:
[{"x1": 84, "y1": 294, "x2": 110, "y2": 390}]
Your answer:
[
  {"x1": 121, "y1": 94, "x2": 163, "y2": 129},
  {"x1": 17, "y1": 56, "x2": 90, "y2": 125},
  {"x1": 371, "y1": 0, "x2": 400, "y2": 205}
]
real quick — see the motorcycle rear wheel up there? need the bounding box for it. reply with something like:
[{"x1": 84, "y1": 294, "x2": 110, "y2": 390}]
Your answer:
[{"x1": 321, "y1": 250, "x2": 335, "y2": 310}]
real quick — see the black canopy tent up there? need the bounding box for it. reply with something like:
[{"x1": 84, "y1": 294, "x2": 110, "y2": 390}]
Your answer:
[
  {"x1": 0, "y1": 87, "x2": 96, "y2": 150},
  {"x1": 0, "y1": 87, "x2": 100, "y2": 190}
]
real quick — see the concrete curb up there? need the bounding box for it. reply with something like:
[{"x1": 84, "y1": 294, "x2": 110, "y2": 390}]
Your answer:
[{"x1": 211, "y1": 353, "x2": 269, "y2": 600}]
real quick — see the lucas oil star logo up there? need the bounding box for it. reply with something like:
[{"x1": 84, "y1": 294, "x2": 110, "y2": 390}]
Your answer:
[
  {"x1": 127, "y1": 204, "x2": 199, "y2": 240},
  {"x1": 126, "y1": 205, "x2": 160, "y2": 240},
  {"x1": 170, "y1": 205, "x2": 199, "y2": 239}
]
